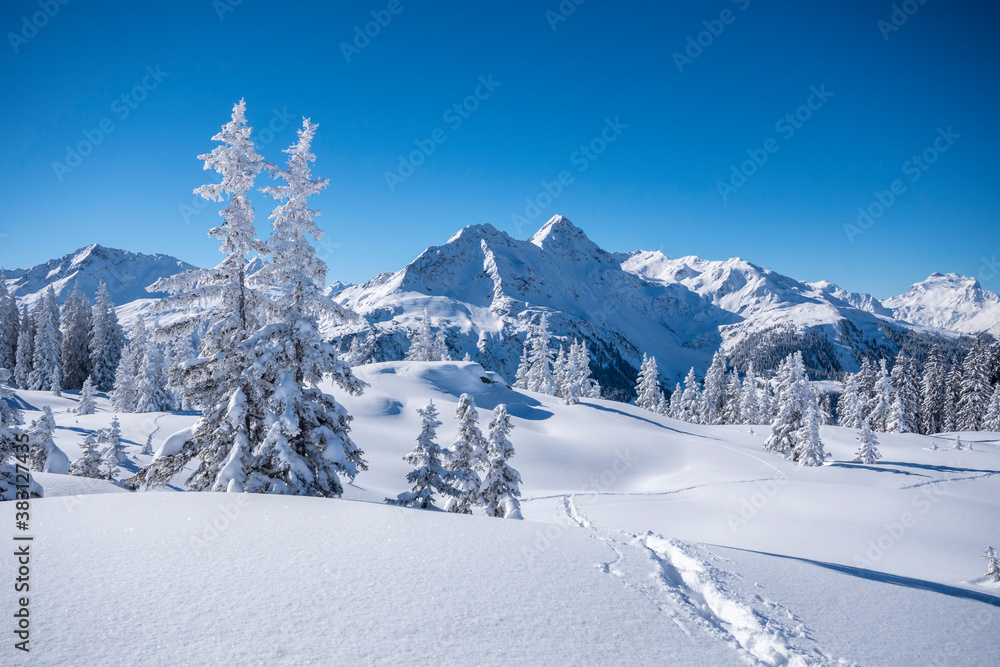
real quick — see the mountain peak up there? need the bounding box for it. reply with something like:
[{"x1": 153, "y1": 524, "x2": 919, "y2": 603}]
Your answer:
[{"x1": 529, "y1": 215, "x2": 600, "y2": 258}]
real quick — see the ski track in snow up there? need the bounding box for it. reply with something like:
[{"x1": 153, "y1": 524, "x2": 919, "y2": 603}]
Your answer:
[
  {"x1": 558, "y1": 496, "x2": 849, "y2": 667},
  {"x1": 896, "y1": 470, "x2": 1000, "y2": 490}
]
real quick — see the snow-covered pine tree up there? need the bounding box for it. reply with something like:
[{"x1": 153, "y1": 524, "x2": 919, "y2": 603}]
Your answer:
[
  {"x1": 134, "y1": 336, "x2": 174, "y2": 413},
  {"x1": 921, "y1": 346, "x2": 946, "y2": 434},
  {"x1": 572, "y1": 339, "x2": 601, "y2": 399},
  {"x1": 795, "y1": 404, "x2": 826, "y2": 466},
  {"x1": 132, "y1": 101, "x2": 272, "y2": 493},
  {"x1": 75, "y1": 376, "x2": 97, "y2": 415},
  {"x1": 634, "y1": 353, "x2": 663, "y2": 412},
  {"x1": 523, "y1": 313, "x2": 555, "y2": 395},
  {"x1": 89, "y1": 282, "x2": 124, "y2": 393},
  {"x1": 952, "y1": 434, "x2": 963, "y2": 450},
  {"x1": 957, "y1": 340, "x2": 990, "y2": 432},
  {"x1": 984, "y1": 384, "x2": 1000, "y2": 432},
  {"x1": 669, "y1": 383, "x2": 683, "y2": 419},
  {"x1": 237, "y1": 118, "x2": 367, "y2": 497},
  {"x1": 853, "y1": 421, "x2": 881, "y2": 464},
  {"x1": 721, "y1": 371, "x2": 742, "y2": 425},
  {"x1": 985, "y1": 546, "x2": 1000, "y2": 583},
  {"x1": 13, "y1": 307, "x2": 33, "y2": 389},
  {"x1": 406, "y1": 309, "x2": 437, "y2": 361},
  {"x1": 701, "y1": 350, "x2": 728, "y2": 425},
  {"x1": 868, "y1": 360, "x2": 895, "y2": 433},
  {"x1": 140, "y1": 433, "x2": 154, "y2": 456},
  {"x1": 433, "y1": 327, "x2": 450, "y2": 361},
  {"x1": 902, "y1": 356, "x2": 923, "y2": 434},
  {"x1": 514, "y1": 343, "x2": 530, "y2": 389},
  {"x1": 27, "y1": 405, "x2": 56, "y2": 472},
  {"x1": 111, "y1": 320, "x2": 147, "y2": 413},
  {"x1": 0, "y1": 369, "x2": 36, "y2": 500},
  {"x1": 445, "y1": 393, "x2": 487, "y2": 514},
  {"x1": 738, "y1": 365, "x2": 762, "y2": 425},
  {"x1": 0, "y1": 273, "x2": 19, "y2": 373},
  {"x1": 553, "y1": 345, "x2": 572, "y2": 404},
  {"x1": 102, "y1": 415, "x2": 126, "y2": 465},
  {"x1": 856, "y1": 358, "x2": 877, "y2": 425},
  {"x1": 944, "y1": 363, "x2": 962, "y2": 432},
  {"x1": 28, "y1": 287, "x2": 62, "y2": 392},
  {"x1": 387, "y1": 400, "x2": 453, "y2": 509},
  {"x1": 479, "y1": 404, "x2": 522, "y2": 519},
  {"x1": 764, "y1": 352, "x2": 822, "y2": 462},
  {"x1": 60, "y1": 283, "x2": 93, "y2": 390},
  {"x1": 68, "y1": 432, "x2": 103, "y2": 479},
  {"x1": 680, "y1": 367, "x2": 703, "y2": 424},
  {"x1": 886, "y1": 392, "x2": 909, "y2": 434}
]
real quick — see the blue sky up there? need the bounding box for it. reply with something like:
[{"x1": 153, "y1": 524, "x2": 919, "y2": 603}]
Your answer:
[{"x1": 0, "y1": 0, "x2": 997, "y2": 298}]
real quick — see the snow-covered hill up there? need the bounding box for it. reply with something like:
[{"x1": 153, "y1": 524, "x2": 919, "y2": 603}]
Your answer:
[
  {"x1": 4, "y1": 361, "x2": 999, "y2": 665},
  {"x1": 883, "y1": 272, "x2": 1000, "y2": 337},
  {"x1": 2, "y1": 243, "x2": 194, "y2": 310}
]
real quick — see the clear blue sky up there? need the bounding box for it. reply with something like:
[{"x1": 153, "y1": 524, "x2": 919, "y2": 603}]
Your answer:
[{"x1": 1, "y1": 0, "x2": 997, "y2": 298}]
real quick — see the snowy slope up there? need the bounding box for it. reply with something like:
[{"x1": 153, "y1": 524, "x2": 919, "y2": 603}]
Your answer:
[
  {"x1": 4, "y1": 361, "x2": 998, "y2": 665},
  {"x1": 2, "y1": 244, "x2": 195, "y2": 310},
  {"x1": 883, "y1": 272, "x2": 1000, "y2": 337}
]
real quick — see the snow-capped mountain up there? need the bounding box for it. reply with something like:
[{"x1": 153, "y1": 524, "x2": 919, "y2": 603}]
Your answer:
[
  {"x1": 331, "y1": 215, "x2": 970, "y2": 398},
  {"x1": 2, "y1": 243, "x2": 195, "y2": 310},
  {"x1": 882, "y1": 272, "x2": 1000, "y2": 337}
]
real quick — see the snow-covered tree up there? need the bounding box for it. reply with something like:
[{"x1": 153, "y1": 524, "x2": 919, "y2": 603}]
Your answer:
[
  {"x1": 89, "y1": 282, "x2": 124, "y2": 393},
  {"x1": 514, "y1": 345, "x2": 529, "y2": 389},
  {"x1": 764, "y1": 352, "x2": 824, "y2": 464},
  {"x1": 701, "y1": 350, "x2": 728, "y2": 425},
  {"x1": 680, "y1": 367, "x2": 703, "y2": 424},
  {"x1": 944, "y1": 364, "x2": 962, "y2": 432},
  {"x1": 669, "y1": 382, "x2": 683, "y2": 419},
  {"x1": 893, "y1": 353, "x2": 922, "y2": 434},
  {"x1": 957, "y1": 341, "x2": 991, "y2": 432},
  {"x1": 738, "y1": 365, "x2": 762, "y2": 424},
  {"x1": 132, "y1": 100, "x2": 272, "y2": 493},
  {"x1": 853, "y1": 421, "x2": 881, "y2": 464},
  {"x1": 238, "y1": 118, "x2": 367, "y2": 497},
  {"x1": 445, "y1": 393, "x2": 486, "y2": 514},
  {"x1": 517, "y1": 313, "x2": 555, "y2": 395},
  {"x1": 60, "y1": 283, "x2": 92, "y2": 390},
  {"x1": 921, "y1": 346, "x2": 946, "y2": 434},
  {"x1": 75, "y1": 375, "x2": 97, "y2": 415},
  {"x1": 856, "y1": 358, "x2": 877, "y2": 425},
  {"x1": 572, "y1": 339, "x2": 600, "y2": 399},
  {"x1": 721, "y1": 371, "x2": 742, "y2": 425},
  {"x1": 13, "y1": 307, "x2": 33, "y2": 389},
  {"x1": 406, "y1": 309, "x2": 437, "y2": 361},
  {"x1": 985, "y1": 546, "x2": 1000, "y2": 583},
  {"x1": 634, "y1": 353, "x2": 663, "y2": 412},
  {"x1": 433, "y1": 328, "x2": 450, "y2": 362},
  {"x1": 553, "y1": 345, "x2": 575, "y2": 405},
  {"x1": 28, "y1": 287, "x2": 62, "y2": 392},
  {"x1": 886, "y1": 392, "x2": 909, "y2": 434},
  {"x1": 984, "y1": 384, "x2": 1000, "y2": 432},
  {"x1": 868, "y1": 360, "x2": 895, "y2": 432},
  {"x1": 952, "y1": 435, "x2": 964, "y2": 451},
  {"x1": 0, "y1": 369, "x2": 39, "y2": 500},
  {"x1": 111, "y1": 321, "x2": 147, "y2": 413},
  {"x1": 68, "y1": 432, "x2": 102, "y2": 479},
  {"x1": 140, "y1": 433, "x2": 154, "y2": 457},
  {"x1": 479, "y1": 404, "x2": 522, "y2": 519},
  {"x1": 134, "y1": 336, "x2": 174, "y2": 413},
  {"x1": 387, "y1": 401, "x2": 453, "y2": 509},
  {"x1": 0, "y1": 272, "x2": 19, "y2": 373},
  {"x1": 27, "y1": 405, "x2": 56, "y2": 472},
  {"x1": 102, "y1": 415, "x2": 126, "y2": 465}
]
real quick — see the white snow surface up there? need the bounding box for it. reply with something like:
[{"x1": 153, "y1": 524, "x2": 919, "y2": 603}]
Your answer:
[{"x1": 2, "y1": 361, "x2": 999, "y2": 665}]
